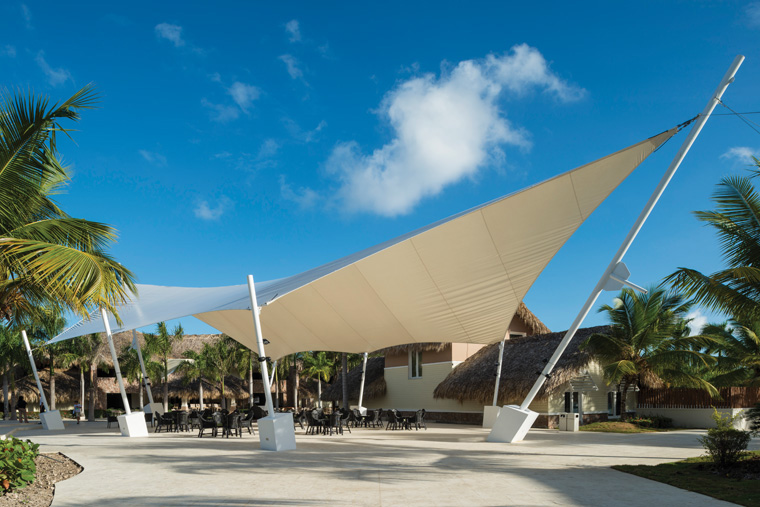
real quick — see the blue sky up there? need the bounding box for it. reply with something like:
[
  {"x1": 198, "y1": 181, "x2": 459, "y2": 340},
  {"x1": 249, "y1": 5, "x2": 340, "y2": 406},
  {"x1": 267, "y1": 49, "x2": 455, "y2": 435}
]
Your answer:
[{"x1": 3, "y1": 1, "x2": 760, "y2": 336}]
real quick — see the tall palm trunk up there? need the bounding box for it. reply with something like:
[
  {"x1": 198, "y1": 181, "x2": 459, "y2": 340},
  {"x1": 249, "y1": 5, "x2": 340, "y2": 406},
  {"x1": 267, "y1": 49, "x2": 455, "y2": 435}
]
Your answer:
[
  {"x1": 2, "y1": 372, "x2": 8, "y2": 419},
  {"x1": 138, "y1": 372, "x2": 144, "y2": 409},
  {"x1": 10, "y1": 390, "x2": 17, "y2": 420},
  {"x1": 317, "y1": 377, "x2": 322, "y2": 409},
  {"x1": 50, "y1": 369, "x2": 56, "y2": 410},
  {"x1": 275, "y1": 370, "x2": 280, "y2": 409},
  {"x1": 163, "y1": 368, "x2": 169, "y2": 413},
  {"x1": 341, "y1": 353, "x2": 348, "y2": 410},
  {"x1": 80, "y1": 368, "x2": 85, "y2": 411},
  {"x1": 221, "y1": 380, "x2": 226, "y2": 410},
  {"x1": 289, "y1": 363, "x2": 299, "y2": 409},
  {"x1": 619, "y1": 381, "x2": 630, "y2": 421},
  {"x1": 199, "y1": 378, "x2": 204, "y2": 410},
  {"x1": 88, "y1": 365, "x2": 96, "y2": 421}
]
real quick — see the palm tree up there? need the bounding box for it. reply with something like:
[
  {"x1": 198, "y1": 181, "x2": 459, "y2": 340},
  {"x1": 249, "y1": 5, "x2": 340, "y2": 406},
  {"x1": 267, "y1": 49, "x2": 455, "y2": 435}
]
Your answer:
[
  {"x1": 582, "y1": 287, "x2": 719, "y2": 419},
  {"x1": 144, "y1": 322, "x2": 184, "y2": 412},
  {"x1": 665, "y1": 162, "x2": 760, "y2": 321},
  {"x1": 202, "y1": 335, "x2": 239, "y2": 410},
  {"x1": 0, "y1": 323, "x2": 24, "y2": 419},
  {"x1": 697, "y1": 319, "x2": 760, "y2": 387},
  {"x1": 118, "y1": 340, "x2": 158, "y2": 411},
  {"x1": 63, "y1": 332, "x2": 103, "y2": 421},
  {"x1": 232, "y1": 343, "x2": 258, "y2": 408},
  {"x1": 0, "y1": 85, "x2": 135, "y2": 324},
  {"x1": 302, "y1": 351, "x2": 334, "y2": 409},
  {"x1": 178, "y1": 348, "x2": 212, "y2": 410}
]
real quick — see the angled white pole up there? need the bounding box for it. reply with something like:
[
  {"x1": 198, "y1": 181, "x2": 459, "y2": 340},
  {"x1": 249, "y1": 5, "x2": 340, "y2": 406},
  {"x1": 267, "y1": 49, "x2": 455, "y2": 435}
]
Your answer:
[
  {"x1": 492, "y1": 339, "x2": 506, "y2": 406},
  {"x1": 21, "y1": 330, "x2": 49, "y2": 412},
  {"x1": 101, "y1": 309, "x2": 131, "y2": 416},
  {"x1": 22, "y1": 330, "x2": 64, "y2": 430},
  {"x1": 246, "y1": 275, "x2": 275, "y2": 417},
  {"x1": 133, "y1": 330, "x2": 155, "y2": 406},
  {"x1": 489, "y1": 55, "x2": 745, "y2": 444},
  {"x1": 357, "y1": 352, "x2": 368, "y2": 409}
]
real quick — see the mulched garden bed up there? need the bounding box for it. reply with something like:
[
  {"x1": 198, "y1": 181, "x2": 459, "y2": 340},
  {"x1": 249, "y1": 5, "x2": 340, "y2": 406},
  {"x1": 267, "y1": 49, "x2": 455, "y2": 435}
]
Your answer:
[{"x1": 0, "y1": 453, "x2": 82, "y2": 507}]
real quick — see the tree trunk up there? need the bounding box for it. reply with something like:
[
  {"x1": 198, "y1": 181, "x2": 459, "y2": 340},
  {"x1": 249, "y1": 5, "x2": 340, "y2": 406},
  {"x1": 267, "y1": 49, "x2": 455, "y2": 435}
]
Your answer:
[
  {"x1": 248, "y1": 360, "x2": 254, "y2": 408},
  {"x1": 275, "y1": 370, "x2": 280, "y2": 409},
  {"x1": 2, "y1": 372, "x2": 8, "y2": 420},
  {"x1": 289, "y1": 363, "x2": 299, "y2": 409},
  {"x1": 163, "y1": 374, "x2": 169, "y2": 413},
  {"x1": 199, "y1": 378, "x2": 204, "y2": 410},
  {"x1": 88, "y1": 365, "x2": 96, "y2": 421},
  {"x1": 80, "y1": 368, "x2": 85, "y2": 411},
  {"x1": 138, "y1": 372, "x2": 144, "y2": 409},
  {"x1": 619, "y1": 381, "x2": 629, "y2": 421},
  {"x1": 317, "y1": 377, "x2": 322, "y2": 408},
  {"x1": 10, "y1": 390, "x2": 17, "y2": 420},
  {"x1": 341, "y1": 353, "x2": 348, "y2": 410},
  {"x1": 221, "y1": 380, "x2": 226, "y2": 410},
  {"x1": 50, "y1": 368, "x2": 56, "y2": 411}
]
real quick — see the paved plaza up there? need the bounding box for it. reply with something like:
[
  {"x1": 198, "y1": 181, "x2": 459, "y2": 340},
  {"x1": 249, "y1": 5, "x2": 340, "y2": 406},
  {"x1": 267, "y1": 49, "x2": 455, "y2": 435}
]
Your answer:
[{"x1": 2, "y1": 420, "x2": 753, "y2": 506}]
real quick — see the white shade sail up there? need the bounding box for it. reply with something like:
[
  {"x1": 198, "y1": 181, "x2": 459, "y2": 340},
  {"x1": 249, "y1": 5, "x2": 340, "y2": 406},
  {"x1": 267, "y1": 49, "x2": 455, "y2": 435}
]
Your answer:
[{"x1": 50, "y1": 129, "x2": 676, "y2": 359}]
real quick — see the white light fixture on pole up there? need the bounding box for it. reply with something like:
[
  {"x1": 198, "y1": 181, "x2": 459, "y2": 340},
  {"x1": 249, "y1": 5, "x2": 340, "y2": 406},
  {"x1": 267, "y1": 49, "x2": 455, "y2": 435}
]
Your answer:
[
  {"x1": 21, "y1": 330, "x2": 64, "y2": 430},
  {"x1": 101, "y1": 309, "x2": 148, "y2": 437},
  {"x1": 247, "y1": 275, "x2": 296, "y2": 451},
  {"x1": 488, "y1": 54, "x2": 745, "y2": 444}
]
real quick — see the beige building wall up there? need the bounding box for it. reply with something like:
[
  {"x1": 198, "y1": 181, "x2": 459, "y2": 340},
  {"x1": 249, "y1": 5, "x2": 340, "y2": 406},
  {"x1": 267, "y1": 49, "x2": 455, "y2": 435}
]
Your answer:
[
  {"x1": 546, "y1": 362, "x2": 637, "y2": 415},
  {"x1": 366, "y1": 363, "x2": 484, "y2": 413}
]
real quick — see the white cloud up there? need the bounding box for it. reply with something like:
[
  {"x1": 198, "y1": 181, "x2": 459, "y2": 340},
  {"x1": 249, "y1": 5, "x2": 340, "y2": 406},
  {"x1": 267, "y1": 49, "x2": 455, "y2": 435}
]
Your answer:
[
  {"x1": 201, "y1": 98, "x2": 240, "y2": 123},
  {"x1": 285, "y1": 19, "x2": 301, "y2": 42},
  {"x1": 227, "y1": 81, "x2": 260, "y2": 112},
  {"x1": 722, "y1": 146, "x2": 759, "y2": 164},
  {"x1": 1, "y1": 45, "x2": 15, "y2": 57},
  {"x1": 21, "y1": 4, "x2": 32, "y2": 29},
  {"x1": 304, "y1": 120, "x2": 326, "y2": 142},
  {"x1": 35, "y1": 52, "x2": 72, "y2": 86},
  {"x1": 258, "y1": 139, "x2": 280, "y2": 158},
  {"x1": 279, "y1": 54, "x2": 304, "y2": 81},
  {"x1": 138, "y1": 149, "x2": 167, "y2": 166},
  {"x1": 326, "y1": 44, "x2": 584, "y2": 216},
  {"x1": 686, "y1": 309, "x2": 709, "y2": 336},
  {"x1": 155, "y1": 23, "x2": 185, "y2": 47},
  {"x1": 747, "y1": 2, "x2": 760, "y2": 27},
  {"x1": 280, "y1": 176, "x2": 319, "y2": 209},
  {"x1": 194, "y1": 197, "x2": 231, "y2": 220}
]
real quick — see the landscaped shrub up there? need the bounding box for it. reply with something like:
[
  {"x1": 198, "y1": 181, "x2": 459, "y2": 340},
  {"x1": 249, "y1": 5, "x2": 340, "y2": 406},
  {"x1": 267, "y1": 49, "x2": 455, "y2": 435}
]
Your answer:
[
  {"x1": 745, "y1": 402, "x2": 760, "y2": 435},
  {"x1": 0, "y1": 435, "x2": 39, "y2": 492},
  {"x1": 698, "y1": 409, "x2": 751, "y2": 471},
  {"x1": 628, "y1": 415, "x2": 673, "y2": 429}
]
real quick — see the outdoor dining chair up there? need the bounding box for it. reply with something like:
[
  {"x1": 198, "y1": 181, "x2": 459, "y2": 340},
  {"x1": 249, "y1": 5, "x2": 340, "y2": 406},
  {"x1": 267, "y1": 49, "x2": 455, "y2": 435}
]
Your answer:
[
  {"x1": 224, "y1": 412, "x2": 243, "y2": 438},
  {"x1": 370, "y1": 408, "x2": 384, "y2": 428},
  {"x1": 385, "y1": 410, "x2": 400, "y2": 431},
  {"x1": 240, "y1": 410, "x2": 256, "y2": 435},
  {"x1": 197, "y1": 413, "x2": 218, "y2": 438},
  {"x1": 176, "y1": 411, "x2": 190, "y2": 432},
  {"x1": 414, "y1": 409, "x2": 427, "y2": 430},
  {"x1": 154, "y1": 412, "x2": 174, "y2": 433},
  {"x1": 188, "y1": 410, "x2": 200, "y2": 430},
  {"x1": 339, "y1": 409, "x2": 352, "y2": 434}
]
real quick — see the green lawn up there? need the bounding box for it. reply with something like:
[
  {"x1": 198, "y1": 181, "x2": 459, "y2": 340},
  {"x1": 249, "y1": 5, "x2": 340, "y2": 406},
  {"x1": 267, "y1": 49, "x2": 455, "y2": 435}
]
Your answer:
[
  {"x1": 580, "y1": 421, "x2": 675, "y2": 433},
  {"x1": 614, "y1": 451, "x2": 760, "y2": 506}
]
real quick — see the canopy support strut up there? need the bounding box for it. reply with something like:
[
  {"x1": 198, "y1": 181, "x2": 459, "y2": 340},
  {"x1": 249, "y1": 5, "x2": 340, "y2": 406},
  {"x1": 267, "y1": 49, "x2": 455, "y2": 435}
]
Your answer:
[
  {"x1": 489, "y1": 54, "x2": 745, "y2": 444},
  {"x1": 133, "y1": 330, "x2": 161, "y2": 418},
  {"x1": 21, "y1": 330, "x2": 63, "y2": 429},
  {"x1": 492, "y1": 338, "x2": 506, "y2": 406}
]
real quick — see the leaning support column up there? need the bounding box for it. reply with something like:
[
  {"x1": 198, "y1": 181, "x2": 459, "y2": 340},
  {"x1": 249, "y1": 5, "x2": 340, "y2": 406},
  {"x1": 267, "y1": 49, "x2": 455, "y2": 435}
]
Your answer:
[
  {"x1": 247, "y1": 275, "x2": 296, "y2": 451},
  {"x1": 21, "y1": 330, "x2": 64, "y2": 430},
  {"x1": 483, "y1": 338, "x2": 506, "y2": 429},
  {"x1": 356, "y1": 352, "x2": 368, "y2": 416},
  {"x1": 101, "y1": 310, "x2": 148, "y2": 437},
  {"x1": 488, "y1": 55, "x2": 745, "y2": 444},
  {"x1": 133, "y1": 330, "x2": 162, "y2": 416}
]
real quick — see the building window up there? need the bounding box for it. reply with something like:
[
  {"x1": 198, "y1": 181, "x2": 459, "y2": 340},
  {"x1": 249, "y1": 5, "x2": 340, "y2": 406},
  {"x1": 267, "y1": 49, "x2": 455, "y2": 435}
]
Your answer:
[
  {"x1": 409, "y1": 350, "x2": 422, "y2": 378},
  {"x1": 564, "y1": 392, "x2": 580, "y2": 413}
]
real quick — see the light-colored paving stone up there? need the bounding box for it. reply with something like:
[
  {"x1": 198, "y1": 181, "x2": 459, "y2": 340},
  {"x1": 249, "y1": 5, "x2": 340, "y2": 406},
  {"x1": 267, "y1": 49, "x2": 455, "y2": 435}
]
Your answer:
[{"x1": 3, "y1": 419, "x2": 755, "y2": 506}]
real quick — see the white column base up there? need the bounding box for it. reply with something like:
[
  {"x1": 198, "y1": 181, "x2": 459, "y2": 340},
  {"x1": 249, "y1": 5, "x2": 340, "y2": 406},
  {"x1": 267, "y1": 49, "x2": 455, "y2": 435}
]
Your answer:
[
  {"x1": 40, "y1": 411, "x2": 65, "y2": 430},
  {"x1": 482, "y1": 405, "x2": 501, "y2": 429},
  {"x1": 258, "y1": 413, "x2": 296, "y2": 451},
  {"x1": 486, "y1": 405, "x2": 538, "y2": 443},
  {"x1": 117, "y1": 413, "x2": 149, "y2": 437}
]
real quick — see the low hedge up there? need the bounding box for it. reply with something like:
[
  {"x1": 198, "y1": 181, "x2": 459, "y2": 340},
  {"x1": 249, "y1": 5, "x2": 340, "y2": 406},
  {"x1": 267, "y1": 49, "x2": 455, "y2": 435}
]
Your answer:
[{"x1": 0, "y1": 435, "x2": 39, "y2": 493}]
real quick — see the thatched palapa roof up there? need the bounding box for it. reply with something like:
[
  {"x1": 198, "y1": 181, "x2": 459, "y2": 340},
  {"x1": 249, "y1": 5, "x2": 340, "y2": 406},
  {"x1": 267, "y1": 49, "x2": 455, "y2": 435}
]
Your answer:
[
  {"x1": 376, "y1": 302, "x2": 550, "y2": 355},
  {"x1": 433, "y1": 326, "x2": 609, "y2": 405},
  {"x1": 320, "y1": 357, "x2": 386, "y2": 402}
]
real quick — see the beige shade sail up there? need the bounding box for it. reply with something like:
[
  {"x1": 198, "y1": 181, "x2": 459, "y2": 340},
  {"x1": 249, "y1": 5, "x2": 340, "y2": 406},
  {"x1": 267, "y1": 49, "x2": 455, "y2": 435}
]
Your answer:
[{"x1": 52, "y1": 129, "x2": 676, "y2": 359}]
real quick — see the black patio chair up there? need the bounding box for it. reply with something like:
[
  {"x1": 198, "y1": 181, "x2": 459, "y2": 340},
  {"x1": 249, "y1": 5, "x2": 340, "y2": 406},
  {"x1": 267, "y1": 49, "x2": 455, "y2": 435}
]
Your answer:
[
  {"x1": 386, "y1": 410, "x2": 400, "y2": 431},
  {"x1": 326, "y1": 412, "x2": 343, "y2": 435},
  {"x1": 339, "y1": 409, "x2": 352, "y2": 434},
  {"x1": 293, "y1": 410, "x2": 306, "y2": 430},
  {"x1": 307, "y1": 409, "x2": 326, "y2": 435},
  {"x1": 251, "y1": 405, "x2": 269, "y2": 420},
  {"x1": 144, "y1": 411, "x2": 153, "y2": 427},
  {"x1": 224, "y1": 412, "x2": 242, "y2": 438},
  {"x1": 106, "y1": 414, "x2": 119, "y2": 428},
  {"x1": 414, "y1": 409, "x2": 427, "y2": 430},
  {"x1": 188, "y1": 410, "x2": 200, "y2": 430},
  {"x1": 240, "y1": 410, "x2": 256, "y2": 435},
  {"x1": 154, "y1": 412, "x2": 174, "y2": 433},
  {"x1": 176, "y1": 411, "x2": 190, "y2": 432},
  {"x1": 351, "y1": 409, "x2": 363, "y2": 428},
  {"x1": 197, "y1": 413, "x2": 217, "y2": 438},
  {"x1": 371, "y1": 408, "x2": 384, "y2": 428}
]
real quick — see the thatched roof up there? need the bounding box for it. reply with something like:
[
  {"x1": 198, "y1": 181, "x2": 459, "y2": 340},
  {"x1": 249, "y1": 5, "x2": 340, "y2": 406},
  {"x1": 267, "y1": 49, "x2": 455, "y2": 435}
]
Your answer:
[
  {"x1": 14, "y1": 370, "x2": 83, "y2": 404},
  {"x1": 375, "y1": 302, "x2": 550, "y2": 355},
  {"x1": 152, "y1": 372, "x2": 256, "y2": 400},
  {"x1": 320, "y1": 357, "x2": 386, "y2": 402},
  {"x1": 433, "y1": 326, "x2": 609, "y2": 405}
]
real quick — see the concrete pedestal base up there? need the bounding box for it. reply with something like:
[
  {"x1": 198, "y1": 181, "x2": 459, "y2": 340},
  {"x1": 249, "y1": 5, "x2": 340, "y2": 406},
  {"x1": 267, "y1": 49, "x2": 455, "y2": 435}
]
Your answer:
[
  {"x1": 482, "y1": 405, "x2": 501, "y2": 429},
  {"x1": 258, "y1": 413, "x2": 297, "y2": 451},
  {"x1": 40, "y1": 410, "x2": 65, "y2": 430},
  {"x1": 117, "y1": 413, "x2": 149, "y2": 437},
  {"x1": 486, "y1": 405, "x2": 538, "y2": 443}
]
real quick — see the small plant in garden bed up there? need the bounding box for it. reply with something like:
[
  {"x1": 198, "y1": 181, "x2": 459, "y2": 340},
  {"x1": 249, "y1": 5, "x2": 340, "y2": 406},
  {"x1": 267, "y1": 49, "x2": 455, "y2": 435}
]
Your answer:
[
  {"x1": 0, "y1": 435, "x2": 39, "y2": 493},
  {"x1": 698, "y1": 409, "x2": 752, "y2": 472}
]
